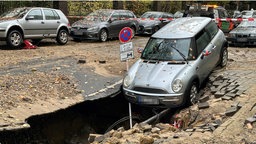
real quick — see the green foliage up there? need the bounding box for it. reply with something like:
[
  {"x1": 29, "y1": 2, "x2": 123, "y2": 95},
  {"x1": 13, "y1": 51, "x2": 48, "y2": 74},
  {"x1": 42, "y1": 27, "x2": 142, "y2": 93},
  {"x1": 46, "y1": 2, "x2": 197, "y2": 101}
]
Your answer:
[
  {"x1": 125, "y1": 1, "x2": 151, "y2": 16},
  {"x1": 68, "y1": 1, "x2": 112, "y2": 16},
  {"x1": 0, "y1": 1, "x2": 53, "y2": 14}
]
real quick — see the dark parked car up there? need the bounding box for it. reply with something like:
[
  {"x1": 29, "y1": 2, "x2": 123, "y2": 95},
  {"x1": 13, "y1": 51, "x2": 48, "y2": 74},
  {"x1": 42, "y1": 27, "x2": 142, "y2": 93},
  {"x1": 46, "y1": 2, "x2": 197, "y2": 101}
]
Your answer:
[
  {"x1": 70, "y1": 9, "x2": 139, "y2": 42},
  {"x1": 227, "y1": 21, "x2": 256, "y2": 46},
  {"x1": 0, "y1": 7, "x2": 70, "y2": 48},
  {"x1": 123, "y1": 17, "x2": 228, "y2": 108},
  {"x1": 137, "y1": 11, "x2": 174, "y2": 35}
]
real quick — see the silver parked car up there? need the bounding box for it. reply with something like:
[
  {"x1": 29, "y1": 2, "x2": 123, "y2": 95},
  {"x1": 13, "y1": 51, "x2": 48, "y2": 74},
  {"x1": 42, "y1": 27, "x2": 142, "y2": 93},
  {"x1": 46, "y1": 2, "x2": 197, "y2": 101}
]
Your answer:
[
  {"x1": 123, "y1": 17, "x2": 228, "y2": 108},
  {"x1": 227, "y1": 21, "x2": 256, "y2": 46},
  {"x1": 137, "y1": 11, "x2": 174, "y2": 35},
  {"x1": 0, "y1": 7, "x2": 70, "y2": 48},
  {"x1": 70, "y1": 9, "x2": 139, "y2": 42}
]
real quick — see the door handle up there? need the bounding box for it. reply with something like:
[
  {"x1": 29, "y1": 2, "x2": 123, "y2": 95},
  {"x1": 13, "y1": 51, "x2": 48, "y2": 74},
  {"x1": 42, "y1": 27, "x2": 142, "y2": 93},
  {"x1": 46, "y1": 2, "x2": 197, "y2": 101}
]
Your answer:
[
  {"x1": 41, "y1": 21, "x2": 45, "y2": 24},
  {"x1": 212, "y1": 45, "x2": 216, "y2": 50},
  {"x1": 57, "y1": 21, "x2": 60, "y2": 23}
]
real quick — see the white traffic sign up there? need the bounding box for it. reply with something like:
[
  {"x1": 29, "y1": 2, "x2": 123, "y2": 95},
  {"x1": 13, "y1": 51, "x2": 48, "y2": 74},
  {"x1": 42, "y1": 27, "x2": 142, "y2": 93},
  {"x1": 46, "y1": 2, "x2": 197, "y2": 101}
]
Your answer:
[{"x1": 120, "y1": 42, "x2": 134, "y2": 61}]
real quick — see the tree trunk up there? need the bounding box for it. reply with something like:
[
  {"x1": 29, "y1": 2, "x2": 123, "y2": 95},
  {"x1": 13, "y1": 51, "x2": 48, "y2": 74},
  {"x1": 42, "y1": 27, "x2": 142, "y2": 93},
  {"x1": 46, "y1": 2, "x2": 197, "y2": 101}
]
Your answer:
[
  {"x1": 53, "y1": 1, "x2": 68, "y2": 15},
  {"x1": 152, "y1": 1, "x2": 161, "y2": 11},
  {"x1": 113, "y1": 1, "x2": 123, "y2": 9}
]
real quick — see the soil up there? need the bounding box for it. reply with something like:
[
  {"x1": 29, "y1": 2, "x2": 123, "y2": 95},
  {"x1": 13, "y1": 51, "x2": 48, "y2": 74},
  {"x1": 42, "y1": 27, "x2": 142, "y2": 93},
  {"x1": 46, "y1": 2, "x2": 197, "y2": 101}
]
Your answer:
[{"x1": 0, "y1": 36, "x2": 256, "y2": 143}]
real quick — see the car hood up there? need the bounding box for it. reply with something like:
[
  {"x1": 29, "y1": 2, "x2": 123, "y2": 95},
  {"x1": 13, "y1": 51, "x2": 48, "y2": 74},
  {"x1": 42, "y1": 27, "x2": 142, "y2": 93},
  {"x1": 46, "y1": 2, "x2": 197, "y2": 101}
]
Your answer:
[
  {"x1": 72, "y1": 19, "x2": 101, "y2": 28},
  {"x1": 230, "y1": 27, "x2": 256, "y2": 34},
  {"x1": 0, "y1": 18, "x2": 17, "y2": 23},
  {"x1": 132, "y1": 60, "x2": 187, "y2": 90}
]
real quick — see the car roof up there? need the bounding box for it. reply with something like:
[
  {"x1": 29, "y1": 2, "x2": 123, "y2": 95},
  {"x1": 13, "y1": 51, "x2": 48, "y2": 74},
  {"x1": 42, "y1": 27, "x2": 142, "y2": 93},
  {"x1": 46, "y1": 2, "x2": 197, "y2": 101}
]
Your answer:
[{"x1": 152, "y1": 17, "x2": 211, "y2": 39}]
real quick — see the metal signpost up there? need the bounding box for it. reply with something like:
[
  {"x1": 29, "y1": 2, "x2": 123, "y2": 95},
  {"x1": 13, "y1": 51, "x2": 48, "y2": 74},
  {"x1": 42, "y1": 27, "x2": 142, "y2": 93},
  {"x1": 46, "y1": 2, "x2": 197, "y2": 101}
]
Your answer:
[{"x1": 119, "y1": 27, "x2": 134, "y2": 129}]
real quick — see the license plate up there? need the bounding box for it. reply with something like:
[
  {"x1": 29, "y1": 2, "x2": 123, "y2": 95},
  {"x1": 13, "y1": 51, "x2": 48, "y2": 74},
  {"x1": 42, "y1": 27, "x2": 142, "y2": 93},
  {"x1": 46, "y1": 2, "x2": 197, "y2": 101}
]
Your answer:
[
  {"x1": 237, "y1": 38, "x2": 247, "y2": 42},
  {"x1": 73, "y1": 30, "x2": 83, "y2": 36},
  {"x1": 137, "y1": 96, "x2": 159, "y2": 104}
]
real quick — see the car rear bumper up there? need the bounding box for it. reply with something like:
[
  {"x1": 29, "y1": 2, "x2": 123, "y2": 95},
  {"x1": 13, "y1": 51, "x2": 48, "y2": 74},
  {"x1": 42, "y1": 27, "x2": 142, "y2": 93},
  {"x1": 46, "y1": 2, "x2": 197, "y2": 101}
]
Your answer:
[{"x1": 123, "y1": 87, "x2": 184, "y2": 108}]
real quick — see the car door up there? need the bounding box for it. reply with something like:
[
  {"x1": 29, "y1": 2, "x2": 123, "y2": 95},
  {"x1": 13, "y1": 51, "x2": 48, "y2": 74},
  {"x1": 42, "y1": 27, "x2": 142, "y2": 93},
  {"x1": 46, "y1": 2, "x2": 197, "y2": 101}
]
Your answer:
[
  {"x1": 22, "y1": 8, "x2": 45, "y2": 38},
  {"x1": 194, "y1": 29, "x2": 215, "y2": 80},
  {"x1": 108, "y1": 11, "x2": 122, "y2": 37},
  {"x1": 42, "y1": 9, "x2": 61, "y2": 37},
  {"x1": 205, "y1": 21, "x2": 222, "y2": 66}
]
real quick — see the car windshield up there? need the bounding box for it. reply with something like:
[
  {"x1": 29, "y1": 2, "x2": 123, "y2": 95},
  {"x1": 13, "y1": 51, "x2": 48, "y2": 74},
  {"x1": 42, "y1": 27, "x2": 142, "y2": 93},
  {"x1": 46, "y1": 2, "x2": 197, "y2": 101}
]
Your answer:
[
  {"x1": 141, "y1": 12, "x2": 162, "y2": 18},
  {"x1": 141, "y1": 38, "x2": 193, "y2": 62},
  {"x1": 0, "y1": 7, "x2": 30, "y2": 19},
  {"x1": 84, "y1": 9, "x2": 112, "y2": 22},
  {"x1": 238, "y1": 21, "x2": 256, "y2": 28}
]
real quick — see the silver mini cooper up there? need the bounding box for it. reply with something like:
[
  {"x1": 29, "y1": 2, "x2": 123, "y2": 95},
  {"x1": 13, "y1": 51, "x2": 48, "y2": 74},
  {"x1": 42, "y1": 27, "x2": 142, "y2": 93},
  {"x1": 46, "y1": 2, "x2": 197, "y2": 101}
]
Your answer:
[{"x1": 122, "y1": 17, "x2": 228, "y2": 108}]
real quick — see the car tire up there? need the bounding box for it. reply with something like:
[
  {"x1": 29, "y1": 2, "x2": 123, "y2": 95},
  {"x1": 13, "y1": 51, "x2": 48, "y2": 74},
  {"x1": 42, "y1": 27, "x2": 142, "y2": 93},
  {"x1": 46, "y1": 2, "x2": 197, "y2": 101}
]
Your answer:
[
  {"x1": 219, "y1": 48, "x2": 228, "y2": 67},
  {"x1": 130, "y1": 26, "x2": 136, "y2": 38},
  {"x1": 153, "y1": 26, "x2": 159, "y2": 34},
  {"x1": 56, "y1": 29, "x2": 68, "y2": 45},
  {"x1": 6, "y1": 30, "x2": 23, "y2": 48},
  {"x1": 185, "y1": 82, "x2": 198, "y2": 106},
  {"x1": 99, "y1": 29, "x2": 108, "y2": 42}
]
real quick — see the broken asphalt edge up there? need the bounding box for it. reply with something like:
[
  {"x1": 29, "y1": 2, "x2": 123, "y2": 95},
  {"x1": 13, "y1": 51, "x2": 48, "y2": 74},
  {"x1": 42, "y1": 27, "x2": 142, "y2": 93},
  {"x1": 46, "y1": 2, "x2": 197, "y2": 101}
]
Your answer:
[{"x1": 0, "y1": 79, "x2": 123, "y2": 132}]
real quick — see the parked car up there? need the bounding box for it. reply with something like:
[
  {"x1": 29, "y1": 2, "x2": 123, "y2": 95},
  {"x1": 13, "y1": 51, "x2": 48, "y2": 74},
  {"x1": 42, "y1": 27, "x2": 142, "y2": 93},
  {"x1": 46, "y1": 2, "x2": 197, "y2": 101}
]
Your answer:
[
  {"x1": 227, "y1": 20, "x2": 256, "y2": 46},
  {"x1": 137, "y1": 11, "x2": 174, "y2": 35},
  {"x1": 122, "y1": 17, "x2": 228, "y2": 108},
  {"x1": 70, "y1": 9, "x2": 139, "y2": 42},
  {"x1": 240, "y1": 10, "x2": 256, "y2": 19},
  {"x1": 0, "y1": 7, "x2": 70, "y2": 48}
]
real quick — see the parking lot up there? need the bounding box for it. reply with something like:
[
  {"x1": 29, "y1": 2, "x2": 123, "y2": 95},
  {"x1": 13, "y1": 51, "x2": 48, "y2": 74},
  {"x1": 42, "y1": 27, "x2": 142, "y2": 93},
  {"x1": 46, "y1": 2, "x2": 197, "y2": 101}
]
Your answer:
[{"x1": 0, "y1": 35, "x2": 256, "y2": 143}]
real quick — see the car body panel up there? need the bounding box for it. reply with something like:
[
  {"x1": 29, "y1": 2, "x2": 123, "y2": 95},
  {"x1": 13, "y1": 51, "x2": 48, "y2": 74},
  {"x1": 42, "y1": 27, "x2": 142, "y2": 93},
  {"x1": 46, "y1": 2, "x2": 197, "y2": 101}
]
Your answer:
[
  {"x1": 122, "y1": 17, "x2": 227, "y2": 108},
  {"x1": 70, "y1": 9, "x2": 139, "y2": 41},
  {"x1": 0, "y1": 7, "x2": 70, "y2": 44},
  {"x1": 137, "y1": 11, "x2": 174, "y2": 35},
  {"x1": 227, "y1": 21, "x2": 256, "y2": 46}
]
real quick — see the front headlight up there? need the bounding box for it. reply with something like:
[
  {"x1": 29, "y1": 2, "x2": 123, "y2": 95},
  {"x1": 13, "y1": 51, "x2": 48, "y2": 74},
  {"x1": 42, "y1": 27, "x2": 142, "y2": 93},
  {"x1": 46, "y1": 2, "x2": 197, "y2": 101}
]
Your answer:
[
  {"x1": 87, "y1": 26, "x2": 99, "y2": 31},
  {"x1": 172, "y1": 79, "x2": 183, "y2": 93},
  {"x1": 123, "y1": 75, "x2": 133, "y2": 88}
]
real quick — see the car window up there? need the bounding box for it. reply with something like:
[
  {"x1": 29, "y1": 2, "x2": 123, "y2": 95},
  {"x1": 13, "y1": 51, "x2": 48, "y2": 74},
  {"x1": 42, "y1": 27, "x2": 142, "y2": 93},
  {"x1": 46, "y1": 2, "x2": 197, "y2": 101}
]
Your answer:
[
  {"x1": 27, "y1": 9, "x2": 43, "y2": 20},
  {"x1": 125, "y1": 11, "x2": 135, "y2": 18},
  {"x1": 43, "y1": 9, "x2": 60, "y2": 20},
  {"x1": 205, "y1": 21, "x2": 218, "y2": 39},
  {"x1": 195, "y1": 30, "x2": 211, "y2": 54},
  {"x1": 141, "y1": 38, "x2": 194, "y2": 61},
  {"x1": 111, "y1": 12, "x2": 120, "y2": 20}
]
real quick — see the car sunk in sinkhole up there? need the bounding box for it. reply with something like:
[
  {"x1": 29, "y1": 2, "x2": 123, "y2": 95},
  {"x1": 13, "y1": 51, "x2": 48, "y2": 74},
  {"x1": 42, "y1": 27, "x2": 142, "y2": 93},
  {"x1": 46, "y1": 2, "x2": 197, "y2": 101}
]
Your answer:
[{"x1": 122, "y1": 17, "x2": 228, "y2": 108}]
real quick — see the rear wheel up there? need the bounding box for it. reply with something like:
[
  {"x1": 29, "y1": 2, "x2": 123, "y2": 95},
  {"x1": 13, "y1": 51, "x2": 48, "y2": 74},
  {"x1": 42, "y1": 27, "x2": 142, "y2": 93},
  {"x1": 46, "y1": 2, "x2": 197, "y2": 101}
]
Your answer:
[
  {"x1": 56, "y1": 29, "x2": 68, "y2": 45},
  {"x1": 153, "y1": 26, "x2": 159, "y2": 34},
  {"x1": 219, "y1": 48, "x2": 228, "y2": 67},
  {"x1": 7, "y1": 30, "x2": 23, "y2": 48},
  {"x1": 130, "y1": 26, "x2": 136, "y2": 38},
  {"x1": 99, "y1": 29, "x2": 108, "y2": 42}
]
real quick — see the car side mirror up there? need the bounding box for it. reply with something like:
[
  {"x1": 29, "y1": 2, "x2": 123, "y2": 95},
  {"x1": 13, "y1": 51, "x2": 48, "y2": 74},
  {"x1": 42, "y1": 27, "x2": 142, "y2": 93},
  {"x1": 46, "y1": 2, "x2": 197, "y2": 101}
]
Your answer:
[
  {"x1": 25, "y1": 15, "x2": 35, "y2": 20},
  {"x1": 137, "y1": 48, "x2": 143, "y2": 53}
]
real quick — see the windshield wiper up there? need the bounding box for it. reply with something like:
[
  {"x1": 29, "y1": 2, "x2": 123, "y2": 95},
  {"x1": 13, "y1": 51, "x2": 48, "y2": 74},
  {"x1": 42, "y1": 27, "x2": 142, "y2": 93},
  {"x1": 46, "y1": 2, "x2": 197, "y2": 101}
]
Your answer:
[
  {"x1": 170, "y1": 45, "x2": 188, "y2": 64},
  {"x1": 143, "y1": 41, "x2": 163, "y2": 62}
]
